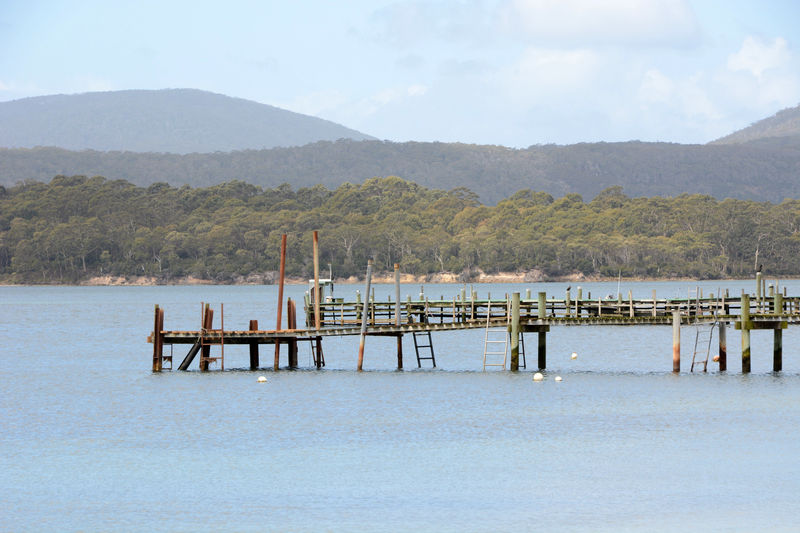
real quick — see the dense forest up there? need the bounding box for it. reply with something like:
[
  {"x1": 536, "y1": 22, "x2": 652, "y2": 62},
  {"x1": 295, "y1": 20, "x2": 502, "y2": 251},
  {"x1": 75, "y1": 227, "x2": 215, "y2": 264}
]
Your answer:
[
  {"x1": 2, "y1": 137, "x2": 800, "y2": 204},
  {"x1": 1, "y1": 175, "x2": 798, "y2": 284}
]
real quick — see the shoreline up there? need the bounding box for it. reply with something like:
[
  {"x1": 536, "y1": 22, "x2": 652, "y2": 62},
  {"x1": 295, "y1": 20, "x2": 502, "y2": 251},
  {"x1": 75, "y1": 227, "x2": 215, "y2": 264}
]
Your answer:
[{"x1": 0, "y1": 270, "x2": 730, "y2": 287}]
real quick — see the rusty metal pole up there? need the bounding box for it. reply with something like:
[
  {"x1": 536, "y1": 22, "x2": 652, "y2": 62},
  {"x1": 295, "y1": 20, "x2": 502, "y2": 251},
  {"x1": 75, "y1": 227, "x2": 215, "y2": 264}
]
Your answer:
[
  {"x1": 313, "y1": 230, "x2": 321, "y2": 332},
  {"x1": 274, "y1": 234, "x2": 287, "y2": 371},
  {"x1": 357, "y1": 259, "x2": 373, "y2": 371},
  {"x1": 672, "y1": 310, "x2": 680, "y2": 373},
  {"x1": 395, "y1": 263, "x2": 403, "y2": 369}
]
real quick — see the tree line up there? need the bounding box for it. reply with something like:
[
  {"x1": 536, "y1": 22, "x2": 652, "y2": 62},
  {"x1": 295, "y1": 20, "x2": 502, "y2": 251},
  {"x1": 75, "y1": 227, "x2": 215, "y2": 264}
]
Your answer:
[{"x1": 0, "y1": 175, "x2": 797, "y2": 284}]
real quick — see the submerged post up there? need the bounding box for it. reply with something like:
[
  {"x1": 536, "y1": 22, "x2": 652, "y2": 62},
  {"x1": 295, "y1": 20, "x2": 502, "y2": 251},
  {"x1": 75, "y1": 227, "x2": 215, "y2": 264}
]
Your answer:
[
  {"x1": 357, "y1": 259, "x2": 373, "y2": 371},
  {"x1": 774, "y1": 327, "x2": 783, "y2": 372},
  {"x1": 672, "y1": 310, "x2": 680, "y2": 373},
  {"x1": 718, "y1": 321, "x2": 727, "y2": 372},
  {"x1": 741, "y1": 293, "x2": 751, "y2": 373},
  {"x1": 274, "y1": 233, "x2": 287, "y2": 371},
  {"x1": 287, "y1": 298, "x2": 298, "y2": 368},
  {"x1": 152, "y1": 305, "x2": 163, "y2": 372},
  {"x1": 510, "y1": 292, "x2": 520, "y2": 371}
]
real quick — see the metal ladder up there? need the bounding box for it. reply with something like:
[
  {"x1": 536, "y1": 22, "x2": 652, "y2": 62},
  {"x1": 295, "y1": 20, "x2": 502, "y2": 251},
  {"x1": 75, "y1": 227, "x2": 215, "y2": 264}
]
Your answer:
[
  {"x1": 691, "y1": 320, "x2": 716, "y2": 372},
  {"x1": 413, "y1": 331, "x2": 436, "y2": 367},
  {"x1": 483, "y1": 300, "x2": 509, "y2": 370}
]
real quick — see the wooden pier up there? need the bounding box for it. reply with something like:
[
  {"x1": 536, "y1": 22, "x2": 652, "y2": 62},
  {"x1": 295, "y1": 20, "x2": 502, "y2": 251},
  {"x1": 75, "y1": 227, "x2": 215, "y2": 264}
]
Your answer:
[
  {"x1": 149, "y1": 284, "x2": 798, "y2": 374},
  {"x1": 148, "y1": 234, "x2": 796, "y2": 374}
]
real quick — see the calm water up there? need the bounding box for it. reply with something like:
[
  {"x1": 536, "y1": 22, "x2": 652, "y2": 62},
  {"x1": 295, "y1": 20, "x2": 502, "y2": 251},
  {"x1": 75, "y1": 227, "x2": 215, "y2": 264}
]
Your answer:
[{"x1": 2, "y1": 281, "x2": 799, "y2": 532}]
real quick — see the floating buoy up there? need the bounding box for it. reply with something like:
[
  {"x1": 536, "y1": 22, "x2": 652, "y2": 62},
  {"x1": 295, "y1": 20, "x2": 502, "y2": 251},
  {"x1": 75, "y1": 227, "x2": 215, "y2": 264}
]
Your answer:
[
  {"x1": 533, "y1": 372, "x2": 544, "y2": 381},
  {"x1": 712, "y1": 355, "x2": 720, "y2": 362},
  {"x1": 570, "y1": 352, "x2": 578, "y2": 360},
  {"x1": 257, "y1": 376, "x2": 267, "y2": 383},
  {"x1": 554, "y1": 376, "x2": 563, "y2": 382}
]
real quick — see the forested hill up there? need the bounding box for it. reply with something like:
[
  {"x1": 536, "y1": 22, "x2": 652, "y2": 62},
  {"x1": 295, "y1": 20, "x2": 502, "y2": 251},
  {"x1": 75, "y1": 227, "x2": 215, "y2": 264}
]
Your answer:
[
  {"x1": 0, "y1": 89, "x2": 375, "y2": 153},
  {"x1": 711, "y1": 103, "x2": 800, "y2": 145},
  {"x1": 2, "y1": 138, "x2": 800, "y2": 203},
  {"x1": 2, "y1": 175, "x2": 799, "y2": 284}
]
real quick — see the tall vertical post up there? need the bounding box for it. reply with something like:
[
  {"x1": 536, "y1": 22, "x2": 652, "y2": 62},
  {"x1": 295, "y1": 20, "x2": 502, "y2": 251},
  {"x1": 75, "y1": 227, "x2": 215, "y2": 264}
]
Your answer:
[
  {"x1": 538, "y1": 291, "x2": 546, "y2": 319},
  {"x1": 249, "y1": 319, "x2": 259, "y2": 370},
  {"x1": 718, "y1": 321, "x2": 727, "y2": 372},
  {"x1": 565, "y1": 287, "x2": 571, "y2": 317},
  {"x1": 274, "y1": 233, "x2": 287, "y2": 371},
  {"x1": 395, "y1": 263, "x2": 403, "y2": 369},
  {"x1": 538, "y1": 330, "x2": 547, "y2": 370},
  {"x1": 152, "y1": 305, "x2": 163, "y2": 372},
  {"x1": 576, "y1": 286, "x2": 582, "y2": 317},
  {"x1": 672, "y1": 310, "x2": 680, "y2": 373},
  {"x1": 510, "y1": 292, "x2": 520, "y2": 371},
  {"x1": 357, "y1": 259, "x2": 373, "y2": 371},
  {"x1": 741, "y1": 293, "x2": 751, "y2": 373},
  {"x1": 313, "y1": 230, "x2": 321, "y2": 331},
  {"x1": 287, "y1": 298, "x2": 298, "y2": 368}
]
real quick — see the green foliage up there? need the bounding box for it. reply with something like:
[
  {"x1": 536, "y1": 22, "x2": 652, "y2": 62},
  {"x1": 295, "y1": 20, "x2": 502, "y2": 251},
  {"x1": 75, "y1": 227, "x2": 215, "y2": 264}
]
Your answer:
[{"x1": 0, "y1": 175, "x2": 797, "y2": 283}]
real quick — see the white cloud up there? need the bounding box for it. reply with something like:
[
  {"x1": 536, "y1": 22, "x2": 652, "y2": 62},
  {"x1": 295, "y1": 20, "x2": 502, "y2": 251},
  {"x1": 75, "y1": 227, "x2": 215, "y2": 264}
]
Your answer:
[
  {"x1": 499, "y1": 0, "x2": 700, "y2": 47},
  {"x1": 727, "y1": 36, "x2": 790, "y2": 79}
]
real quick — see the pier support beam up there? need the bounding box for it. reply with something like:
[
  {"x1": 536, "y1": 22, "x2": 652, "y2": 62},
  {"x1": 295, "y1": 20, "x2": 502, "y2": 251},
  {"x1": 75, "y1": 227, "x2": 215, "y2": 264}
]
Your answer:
[
  {"x1": 741, "y1": 294, "x2": 751, "y2": 373},
  {"x1": 357, "y1": 259, "x2": 373, "y2": 371},
  {"x1": 718, "y1": 321, "x2": 727, "y2": 372},
  {"x1": 510, "y1": 292, "x2": 520, "y2": 371},
  {"x1": 538, "y1": 330, "x2": 546, "y2": 370},
  {"x1": 249, "y1": 319, "x2": 259, "y2": 370},
  {"x1": 274, "y1": 233, "x2": 287, "y2": 371},
  {"x1": 774, "y1": 328, "x2": 782, "y2": 372},
  {"x1": 672, "y1": 310, "x2": 680, "y2": 373},
  {"x1": 287, "y1": 298, "x2": 298, "y2": 368},
  {"x1": 152, "y1": 305, "x2": 164, "y2": 372}
]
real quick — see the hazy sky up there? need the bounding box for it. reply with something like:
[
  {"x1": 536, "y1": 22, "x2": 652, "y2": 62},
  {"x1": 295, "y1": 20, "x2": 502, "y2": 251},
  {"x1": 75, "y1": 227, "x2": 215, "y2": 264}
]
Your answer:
[{"x1": 2, "y1": 0, "x2": 798, "y2": 147}]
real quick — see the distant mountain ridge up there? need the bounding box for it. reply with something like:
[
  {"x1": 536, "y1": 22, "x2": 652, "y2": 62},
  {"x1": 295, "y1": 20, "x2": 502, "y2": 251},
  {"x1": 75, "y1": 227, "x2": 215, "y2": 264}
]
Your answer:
[
  {"x1": 0, "y1": 89, "x2": 375, "y2": 153},
  {"x1": 2, "y1": 138, "x2": 799, "y2": 203},
  {"x1": 711, "y1": 103, "x2": 800, "y2": 144}
]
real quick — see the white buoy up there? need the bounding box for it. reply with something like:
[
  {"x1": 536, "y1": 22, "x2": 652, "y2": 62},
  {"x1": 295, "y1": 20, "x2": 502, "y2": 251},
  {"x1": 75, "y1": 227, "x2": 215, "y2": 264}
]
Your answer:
[
  {"x1": 571, "y1": 352, "x2": 578, "y2": 360},
  {"x1": 533, "y1": 372, "x2": 544, "y2": 381},
  {"x1": 257, "y1": 376, "x2": 267, "y2": 383},
  {"x1": 554, "y1": 376, "x2": 563, "y2": 382}
]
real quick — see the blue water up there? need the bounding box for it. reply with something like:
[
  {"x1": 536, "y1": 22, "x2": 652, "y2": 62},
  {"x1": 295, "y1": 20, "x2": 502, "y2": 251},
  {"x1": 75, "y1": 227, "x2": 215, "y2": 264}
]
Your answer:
[{"x1": 2, "y1": 281, "x2": 799, "y2": 532}]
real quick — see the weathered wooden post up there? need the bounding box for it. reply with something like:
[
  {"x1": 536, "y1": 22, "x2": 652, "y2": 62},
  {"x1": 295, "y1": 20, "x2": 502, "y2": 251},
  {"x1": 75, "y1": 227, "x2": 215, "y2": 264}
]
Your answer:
[
  {"x1": 249, "y1": 319, "x2": 259, "y2": 370},
  {"x1": 274, "y1": 233, "x2": 287, "y2": 371},
  {"x1": 628, "y1": 290, "x2": 634, "y2": 318},
  {"x1": 395, "y1": 263, "x2": 403, "y2": 369},
  {"x1": 510, "y1": 292, "x2": 520, "y2": 371},
  {"x1": 565, "y1": 287, "x2": 571, "y2": 317},
  {"x1": 313, "y1": 230, "x2": 321, "y2": 331},
  {"x1": 652, "y1": 289, "x2": 657, "y2": 317},
  {"x1": 152, "y1": 305, "x2": 164, "y2": 372},
  {"x1": 200, "y1": 304, "x2": 213, "y2": 372},
  {"x1": 538, "y1": 291, "x2": 546, "y2": 319},
  {"x1": 672, "y1": 309, "x2": 680, "y2": 373},
  {"x1": 357, "y1": 259, "x2": 373, "y2": 371},
  {"x1": 287, "y1": 298, "x2": 298, "y2": 368},
  {"x1": 576, "y1": 286, "x2": 582, "y2": 317},
  {"x1": 774, "y1": 327, "x2": 783, "y2": 372},
  {"x1": 741, "y1": 293, "x2": 751, "y2": 373},
  {"x1": 718, "y1": 321, "x2": 727, "y2": 372}
]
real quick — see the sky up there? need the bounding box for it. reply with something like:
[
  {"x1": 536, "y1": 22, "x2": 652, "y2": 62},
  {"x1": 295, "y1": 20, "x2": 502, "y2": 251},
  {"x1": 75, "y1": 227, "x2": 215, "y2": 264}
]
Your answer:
[{"x1": 1, "y1": 0, "x2": 799, "y2": 147}]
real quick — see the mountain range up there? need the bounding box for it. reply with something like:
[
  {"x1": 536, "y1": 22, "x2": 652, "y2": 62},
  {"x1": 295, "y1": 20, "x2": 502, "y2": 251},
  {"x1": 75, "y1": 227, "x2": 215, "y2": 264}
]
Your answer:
[{"x1": 0, "y1": 89, "x2": 799, "y2": 203}]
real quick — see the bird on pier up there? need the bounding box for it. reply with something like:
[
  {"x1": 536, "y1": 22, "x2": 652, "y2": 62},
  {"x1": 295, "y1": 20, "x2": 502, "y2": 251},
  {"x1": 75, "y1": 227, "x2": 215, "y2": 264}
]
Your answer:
[
  {"x1": 757, "y1": 264, "x2": 763, "y2": 273},
  {"x1": 566, "y1": 285, "x2": 571, "y2": 292}
]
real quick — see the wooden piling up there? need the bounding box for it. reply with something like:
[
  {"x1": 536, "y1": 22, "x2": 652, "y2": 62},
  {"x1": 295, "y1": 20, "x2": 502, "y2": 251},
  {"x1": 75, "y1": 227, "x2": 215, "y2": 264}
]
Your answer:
[
  {"x1": 741, "y1": 294, "x2": 751, "y2": 373},
  {"x1": 395, "y1": 263, "x2": 403, "y2": 369},
  {"x1": 672, "y1": 310, "x2": 680, "y2": 373},
  {"x1": 357, "y1": 259, "x2": 373, "y2": 371},
  {"x1": 538, "y1": 329, "x2": 546, "y2": 370},
  {"x1": 565, "y1": 287, "x2": 571, "y2": 317},
  {"x1": 199, "y1": 304, "x2": 213, "y2": 372},
  {"x1": 576, "y1": 286, "x2": 582, "y2": 317},
  {"x1": 313, "y1": 230, "x2": 321, "y2": 331},
  {"x1": 288, "y1": 298, "x2": 298, "y2": 368},
  {"x1": 152, "y1": 305, "x2": 163, "y2": 372},
  {"x1": 718, "y1": 321, "x2": 727, "y2": 372},
  {"x1": 510, "y1": 292, "x2": 520, "y2": 371},
  {"x1": 538, "y1": 292, "x2": 546, "y2": 319},
  {"x1": 249, "y1": 319, "x2": 259, "y2": 370},
  {"x1": 774, "y1": 327, "x2": 782, "y2": 372},
  {"x1": 274, "y1": 233, "x2": 287, "y2": 371}
]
